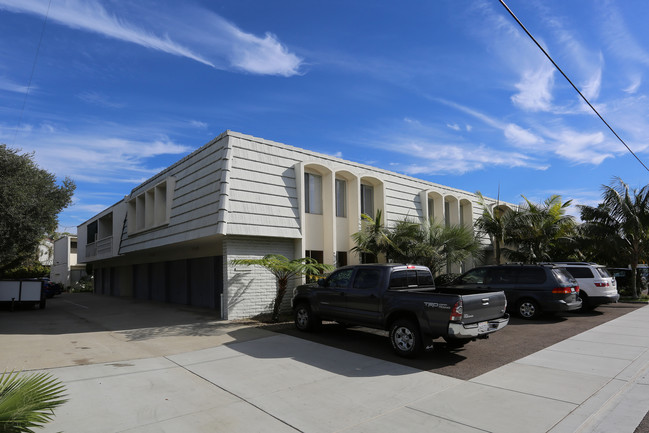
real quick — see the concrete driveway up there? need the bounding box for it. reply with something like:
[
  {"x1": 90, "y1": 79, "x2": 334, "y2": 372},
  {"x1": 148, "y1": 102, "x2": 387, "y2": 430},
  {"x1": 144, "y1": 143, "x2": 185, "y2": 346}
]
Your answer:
[
  {"x1": 0, "y1": 293, "x2": 268, "y2": 371},
  {"x1": 1, "y1": 293, "x2": 648, "y2": 433}
]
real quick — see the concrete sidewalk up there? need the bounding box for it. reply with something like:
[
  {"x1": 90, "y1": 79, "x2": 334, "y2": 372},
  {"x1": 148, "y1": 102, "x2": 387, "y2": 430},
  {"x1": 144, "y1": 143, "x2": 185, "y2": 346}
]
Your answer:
[{"x1": 35, "y1": 304, "x2": 649, "y2": 433}]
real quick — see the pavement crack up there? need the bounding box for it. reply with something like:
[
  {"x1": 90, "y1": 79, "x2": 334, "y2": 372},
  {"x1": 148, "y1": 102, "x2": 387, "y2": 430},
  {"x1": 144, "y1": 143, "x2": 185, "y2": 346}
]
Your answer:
[{"x1": 165, "y1": 356, "x2": 304, "y2": 432}]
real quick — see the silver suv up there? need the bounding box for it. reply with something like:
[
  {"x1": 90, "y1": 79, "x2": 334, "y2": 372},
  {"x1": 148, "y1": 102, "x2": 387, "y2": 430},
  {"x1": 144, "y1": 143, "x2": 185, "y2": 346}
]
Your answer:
[{"x1": 550, "y1": 262, "x2": 619, "y2": 310}]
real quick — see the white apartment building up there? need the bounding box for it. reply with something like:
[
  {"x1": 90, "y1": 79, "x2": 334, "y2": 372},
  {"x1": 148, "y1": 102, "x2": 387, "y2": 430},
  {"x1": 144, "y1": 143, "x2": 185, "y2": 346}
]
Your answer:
[
  {"x1": 77, "y1": 131, "x2": 507, "y2": 319},
  {"x1": 50, "y1": 235, "x2": 86, "y2": 287}
]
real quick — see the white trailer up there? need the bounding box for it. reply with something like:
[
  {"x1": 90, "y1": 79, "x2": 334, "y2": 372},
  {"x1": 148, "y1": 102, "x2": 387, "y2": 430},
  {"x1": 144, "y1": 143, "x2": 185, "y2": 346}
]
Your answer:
[{"x1": 0, "y1": 280, "x2": 46, "y2": 310}]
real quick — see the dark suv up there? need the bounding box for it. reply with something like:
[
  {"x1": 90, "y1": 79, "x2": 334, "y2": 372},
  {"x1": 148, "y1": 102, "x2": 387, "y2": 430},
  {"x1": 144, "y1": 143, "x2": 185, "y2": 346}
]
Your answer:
[{"x1": 448, "y1": 264, "x2": 582, "y2": 319}]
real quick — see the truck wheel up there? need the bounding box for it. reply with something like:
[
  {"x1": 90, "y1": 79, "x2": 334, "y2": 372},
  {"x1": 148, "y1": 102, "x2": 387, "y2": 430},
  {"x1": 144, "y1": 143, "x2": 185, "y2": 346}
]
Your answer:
[
  {"x1": 294, "y1": 303, "x2": 320, "y2": 332},
  {"x1": 389, "y1": 319, "x2": 422, "y2": 358},
  {"x1": 517, "y1": 299, "x2": 539, "y2": 319}
]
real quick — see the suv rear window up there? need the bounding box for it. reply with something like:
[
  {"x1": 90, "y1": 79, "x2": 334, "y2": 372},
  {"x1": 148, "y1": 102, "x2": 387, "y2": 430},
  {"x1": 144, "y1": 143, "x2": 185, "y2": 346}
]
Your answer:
[
  {"x1": 564, "y1": 266, "x2": 593, "y2": 278},
  {"x1": 595, "y1": 267, "x2": 612, "y2": 278},
  {"x1": 553, "y1": 268, "x2": 576, "y2": 286}
]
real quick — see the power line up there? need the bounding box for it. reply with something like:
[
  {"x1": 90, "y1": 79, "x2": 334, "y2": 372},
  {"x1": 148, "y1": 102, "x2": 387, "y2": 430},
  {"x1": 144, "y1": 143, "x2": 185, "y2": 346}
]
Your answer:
[
  {"x1": 11, "y1": 0, "x2": 53, "y2": 146},
  {"x1": 498, "y1": 0, "x2": 649, "y2": 173}
]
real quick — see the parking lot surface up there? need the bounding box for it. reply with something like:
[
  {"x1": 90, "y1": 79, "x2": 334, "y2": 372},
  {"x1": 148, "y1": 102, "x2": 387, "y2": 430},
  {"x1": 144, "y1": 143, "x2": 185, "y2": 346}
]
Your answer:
[{"x1": 268, "y1": 303, "x2": 645, "y2": 380}]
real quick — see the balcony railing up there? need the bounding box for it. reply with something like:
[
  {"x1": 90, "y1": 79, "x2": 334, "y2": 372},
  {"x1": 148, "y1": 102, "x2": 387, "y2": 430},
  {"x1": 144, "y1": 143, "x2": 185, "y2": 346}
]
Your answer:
[{"x1": 85, "y1": 236, "x2": 113, "y2": 259}]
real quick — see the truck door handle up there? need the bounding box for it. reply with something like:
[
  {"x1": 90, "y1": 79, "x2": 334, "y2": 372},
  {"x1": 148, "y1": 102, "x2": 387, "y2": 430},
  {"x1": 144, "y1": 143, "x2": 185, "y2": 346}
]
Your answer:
[{"x1": 481, "y1": 298, "x2": 490, "y2": 305}]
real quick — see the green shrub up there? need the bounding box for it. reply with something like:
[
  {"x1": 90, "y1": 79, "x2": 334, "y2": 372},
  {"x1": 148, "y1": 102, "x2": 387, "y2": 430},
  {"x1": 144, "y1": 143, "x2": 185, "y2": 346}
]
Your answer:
[{"x1": 70, "y1": 276, "x2": 94, "y2": 293}]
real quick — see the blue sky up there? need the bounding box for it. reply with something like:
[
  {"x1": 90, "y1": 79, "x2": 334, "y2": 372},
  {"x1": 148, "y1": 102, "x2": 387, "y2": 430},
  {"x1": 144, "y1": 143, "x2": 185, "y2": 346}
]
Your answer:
[{"x1": 2, "y1": 0, "x2": 649, "y2": 233}]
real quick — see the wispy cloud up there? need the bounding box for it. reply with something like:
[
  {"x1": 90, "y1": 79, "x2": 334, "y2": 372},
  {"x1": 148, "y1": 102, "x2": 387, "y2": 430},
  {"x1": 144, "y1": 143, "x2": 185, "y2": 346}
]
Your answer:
[
  {"x1": 0, "y1": 0, "x2": 303, "y2": 76},
  {"x1": 358, "y1": 116, "x2": 548, "y2": 175},
  {"x1": 0, "y1": 76, "x2": 29, "y2": 93},
  {"x1": 77, "y1": 91, "x2": 125, "y2": 108},
  {"x1": 623, "y1": 75, "x2": 642, "y2": 94},
  {"x1": 0, "y1": 121, "x2": 193, "y2": 183},
  {"x1": 598, "y1": 0, "x2": 649, "y2": 67}
]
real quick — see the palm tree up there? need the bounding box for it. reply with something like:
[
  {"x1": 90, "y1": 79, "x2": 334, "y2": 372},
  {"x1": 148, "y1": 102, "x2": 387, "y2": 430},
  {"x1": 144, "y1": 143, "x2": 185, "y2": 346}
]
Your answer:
[
  {"x1": 230, "y1": 254, "x2": 333, "y2": 321},
  {"x1": 506, "y1": 195, "x2": 576, "y2": 263},
  {"x1": 352, "y1": 215, "x2": 482, "y2": 276},
  {"x1": 420, "y1": 221, "x2": 483, "y2": 276},
  {"x1": 579, "y1": 177, "x2": 649, "y2": 298},
  {"x1": 0, "y1": 371, "x2": 67, "y2": 432},
  {"x1": 350, "y1": 210, "x2": 395, "y2": 263},
  {"x1": 474, "y1": 192, "x2": 511, "y2": 264}
]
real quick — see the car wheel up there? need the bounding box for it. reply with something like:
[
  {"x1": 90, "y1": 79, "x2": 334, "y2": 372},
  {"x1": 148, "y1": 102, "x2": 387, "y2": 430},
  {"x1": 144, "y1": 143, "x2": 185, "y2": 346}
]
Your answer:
[
  {"x1": 517, "y1": 299, "x2": 539, "y2": 319},
  {"x1": 389, "y1": 319, "x2": 423, "y2": 358},
  {"x1": 294, "y1": 303, "x2": 320, "y2": 332}
]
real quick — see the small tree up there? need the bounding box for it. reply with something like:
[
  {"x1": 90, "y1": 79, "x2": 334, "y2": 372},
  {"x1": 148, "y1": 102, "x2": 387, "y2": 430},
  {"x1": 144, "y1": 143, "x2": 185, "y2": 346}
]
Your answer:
[
  {"x1": 230, "y1": 254, "x2": 333, "y2": 321},
  {"x1": 0, "y1": 371, "x2": 67, "y2": 432}
]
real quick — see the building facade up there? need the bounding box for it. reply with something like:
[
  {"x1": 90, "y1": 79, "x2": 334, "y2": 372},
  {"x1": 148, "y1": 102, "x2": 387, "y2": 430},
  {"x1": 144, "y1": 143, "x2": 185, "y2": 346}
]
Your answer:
[
  {"x1": 50, "y1": 235, "x2": 87, "y2": 287},
  {"x1": 77, "y1": 131, "x2": 507, "y2": 319}
]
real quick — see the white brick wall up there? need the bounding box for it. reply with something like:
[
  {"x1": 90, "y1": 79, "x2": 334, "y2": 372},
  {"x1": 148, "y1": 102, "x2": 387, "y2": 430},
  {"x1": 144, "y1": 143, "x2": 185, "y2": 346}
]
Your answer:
[{"x1": 224, "y1": 235, "x2": 298, "y2": 320}]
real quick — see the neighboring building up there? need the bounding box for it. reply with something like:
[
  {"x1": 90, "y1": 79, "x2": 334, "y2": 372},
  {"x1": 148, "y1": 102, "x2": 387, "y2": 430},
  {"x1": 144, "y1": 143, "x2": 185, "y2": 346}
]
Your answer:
[
  {"x1": 38, "y1": 238, "x2": 53, "y2": 266},
  {"x1": 51, "y1": 235, "x2": 87, "y2": 287},
  {"x1": 77, "y1": 131, "x2": 509, "y2": 319}
]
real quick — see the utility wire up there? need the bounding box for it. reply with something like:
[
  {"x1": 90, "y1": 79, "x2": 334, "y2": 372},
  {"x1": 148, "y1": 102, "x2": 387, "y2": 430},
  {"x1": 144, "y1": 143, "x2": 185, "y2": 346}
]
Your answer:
[
  {"x1": 498, "y1": 0, "x2": 649, "y2": 173},
  {"x1": 11, "y1": 0, "x2": 53, "y2": 146}
]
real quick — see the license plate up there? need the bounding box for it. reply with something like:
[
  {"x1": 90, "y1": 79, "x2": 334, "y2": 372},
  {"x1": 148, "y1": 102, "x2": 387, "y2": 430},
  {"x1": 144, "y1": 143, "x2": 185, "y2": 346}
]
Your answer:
[{"x1": 478, "y1": 321, "x2": 489, "y2": 333}]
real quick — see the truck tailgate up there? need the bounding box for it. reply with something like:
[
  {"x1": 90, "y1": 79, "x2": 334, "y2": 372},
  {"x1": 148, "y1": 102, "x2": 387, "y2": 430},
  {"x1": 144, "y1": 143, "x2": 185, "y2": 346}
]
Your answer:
[{"x1": 460, "y1": 291, "x2": 507, "y2": 323}]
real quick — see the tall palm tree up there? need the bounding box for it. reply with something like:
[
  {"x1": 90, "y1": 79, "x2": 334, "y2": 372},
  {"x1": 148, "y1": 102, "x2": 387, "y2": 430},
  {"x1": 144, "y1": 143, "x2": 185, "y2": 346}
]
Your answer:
[
  {"x1": 474, "y1": 192, "x2": 511, "y2": 264},
  {"x1": 230, "y1": 254, "x2": 333, "y2": 321},
  {"x1": 579, "y1": 177, "x2": 649, "y2": 298}
]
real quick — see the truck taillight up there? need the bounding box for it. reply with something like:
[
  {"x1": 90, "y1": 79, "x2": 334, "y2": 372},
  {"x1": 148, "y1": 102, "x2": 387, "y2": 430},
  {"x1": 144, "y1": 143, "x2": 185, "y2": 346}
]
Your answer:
[{"x1": 450, "y1": 300, "x2": 463, "y2": 322}]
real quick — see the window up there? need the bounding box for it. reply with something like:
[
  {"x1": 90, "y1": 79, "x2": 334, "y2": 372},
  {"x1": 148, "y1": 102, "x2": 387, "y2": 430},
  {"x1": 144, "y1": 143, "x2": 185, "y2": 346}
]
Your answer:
[
  {"x1": 353, "y1": 269, "x2": 381, "y2": 289},
  {"x1": 87, "y1": 221, "x2": 98, "y2": 244},
  {"x1": 458, "y1": 267, "x2": 488, "y2": 284},
  {"x1": 518, "y1": 267, "x2": 547, "y2": 284},
  {"x1": 128, "y1": 178, "x2": 173, "y2": 233},
  {"x1": 565, "y1": 267, "x2": 593, "y2": 279},
  {"x1": 336, "y1": 251, "x2": 348, "y2": 267},
  {"x1": 305, "y1": 250, "x2": 324, "y2": 263},
  {"x1": 360, "y1": 184, "x2": 374, "y2": 218},
  {"x1": 335, "y1": 179, "x2": 346, "y2": 217},
  {"x1": 70, "y1": 241, "x2": 78, "y2": 254},
  {"x1": 327, "y1": 269, "x2": 353, "y2": 288},
  {"x1": 304, "y1": 173, "x2": 322, "y2": 214}
]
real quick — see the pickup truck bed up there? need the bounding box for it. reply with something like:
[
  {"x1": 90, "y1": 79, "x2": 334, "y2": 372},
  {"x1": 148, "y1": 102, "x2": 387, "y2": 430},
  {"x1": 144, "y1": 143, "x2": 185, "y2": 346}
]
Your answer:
[{"x1": 292, "y1": 264, "x2": 509, "y2": 357}]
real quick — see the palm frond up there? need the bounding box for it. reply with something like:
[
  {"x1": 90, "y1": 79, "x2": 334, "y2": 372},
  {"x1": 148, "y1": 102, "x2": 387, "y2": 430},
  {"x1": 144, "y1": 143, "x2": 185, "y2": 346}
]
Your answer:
[{"x1": 0, "y1": 370, "x2": 68, "y2": 433}]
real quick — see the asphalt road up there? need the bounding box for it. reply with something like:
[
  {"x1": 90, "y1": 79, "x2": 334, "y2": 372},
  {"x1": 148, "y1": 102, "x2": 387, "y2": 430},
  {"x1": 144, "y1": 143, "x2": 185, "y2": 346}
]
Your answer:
[{"x1": 266, "y1": 302, "x2": 645, "y2": 380}]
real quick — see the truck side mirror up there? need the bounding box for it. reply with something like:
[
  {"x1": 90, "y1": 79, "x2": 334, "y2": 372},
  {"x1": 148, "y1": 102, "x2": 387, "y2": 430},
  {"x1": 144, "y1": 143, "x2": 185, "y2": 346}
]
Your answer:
[{"x1": 317, "y1": 279, "x2": 327, "y2": 287}]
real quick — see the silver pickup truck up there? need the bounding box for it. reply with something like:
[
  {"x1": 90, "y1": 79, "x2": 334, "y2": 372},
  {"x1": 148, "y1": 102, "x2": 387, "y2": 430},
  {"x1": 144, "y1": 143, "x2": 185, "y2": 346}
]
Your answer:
[{"x1": 292, "y1": 264, "x2": 509, "y2": 357}]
